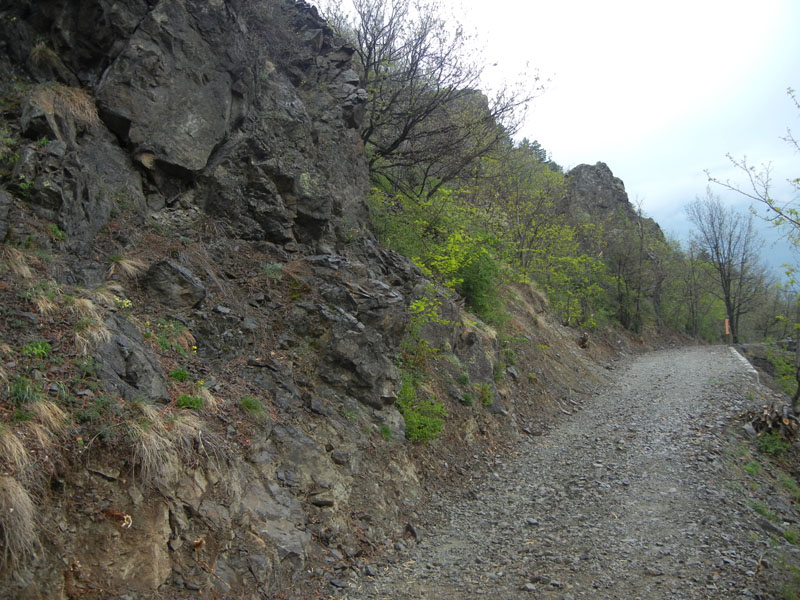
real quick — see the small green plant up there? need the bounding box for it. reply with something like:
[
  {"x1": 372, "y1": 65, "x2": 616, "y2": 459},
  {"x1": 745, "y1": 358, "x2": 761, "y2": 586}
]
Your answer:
[
  {"x1": 34, "y1": 136, "x2": 49, "y2": 148},
  {"x1": 749, "y1": 500, "x2": 779, "y2": 522},
  {"x1": 779, "y1": 473, "x2": 800, "y2": 502},
  {"x1": 176, "y1": 394, "x2": 203, "y2": 410},
  {"x1": 379, "y1": 424, "x2": 392, "y2": 441},
  {"x1": 461, "y1": 392, "x2": 474, "y2": 406},
  {"x1": 47, "y1": 223, "x2": 67, "y2": 242},
  {"x1": 240, "y1": 395, "x2": 264, "y2": 414},
  {"x1": 77, "y1": 394, "x2": 114, "y2": 423},
  {"x1": 395, "y1": 371, "x2": 447, "y2": 443},
  {"x1": 9, "y1": 376, "x2": 40, "y2": 406},
  {"x1": 341, "y1": 407, "x2": 359, "y2": 422},
  {"x1": 758, "y1": 432, "x2": 791, "y2": 456},
  {"x1": 785, "y1": 527, "x2": 800, "y2": 545},
  {"x1": 168, "y1": 368, "x2": 190, "y2": 382},
  {"x1": 744, "y1": 460, "x2": 762, "y2": 476},
  {"x1": 262, "y1": 263, "x2": 284, "y2": 281},
  {"x1": 456, "y1": 372, "x2": 469, "y2": 386},
  {"x1": 475, "y1": 382, "x2": 493, "y2": 406},
  {"x1": 493, "y1": 362, "x2": 505, "y2": 383},
  {"x1": 17, "y1": 176, "x2": 33, "y2": 197},
  {"x1": 20, "y1": 341, "x2": 51, "y2": 360},
  {"x1": 11, "y1": 409, "x2": 34, "y2": 423}
]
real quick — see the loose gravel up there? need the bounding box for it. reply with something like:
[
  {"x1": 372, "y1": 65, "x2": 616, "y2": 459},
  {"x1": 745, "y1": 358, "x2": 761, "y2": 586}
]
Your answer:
[{"x1": 336, "y1": 346, "x2": 800, "y2": 599}]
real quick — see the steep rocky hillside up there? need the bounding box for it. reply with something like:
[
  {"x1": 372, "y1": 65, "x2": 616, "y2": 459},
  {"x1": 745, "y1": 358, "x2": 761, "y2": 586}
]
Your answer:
[{"x1": 0, "y1": 2, "x2": 654, "y2": 598}]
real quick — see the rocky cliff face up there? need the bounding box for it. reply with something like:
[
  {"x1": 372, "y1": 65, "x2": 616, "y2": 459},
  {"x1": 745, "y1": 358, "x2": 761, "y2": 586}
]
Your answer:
[{"x1": 0, "y1": 2, "x2": 616, "y2": 598}]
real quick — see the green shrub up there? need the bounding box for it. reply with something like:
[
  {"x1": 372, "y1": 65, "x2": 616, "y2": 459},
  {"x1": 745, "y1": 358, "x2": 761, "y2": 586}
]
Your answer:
[
  {"x1": 395, "y1": 371, "x2": 447, "y2": 443},
  {"x1": 493, "y1": 362, "x2": 505, "y2": 383},
  {"x1": 758, "y1": 432, "x2": 791, "y2": 455},
  {"x1": 9, "y1": 377, "x2": 40, "y2": 406},
  {"x1": 379, "y1": 424, "x2": 392, "y2": 441},
  {"x1": 47, "y1": 223, "x2": 67, "y2": 242},
  {"x1": 168, "y1": 368, "x2": 190, "y2": 382},
  {"x1": 176, "y1": 394, "x2": 203, "y2": 410},
  {"x1": 461, "y1": 392, "x2": 474, "y2": 406},
  {"x1": 240, "y1": 395, "x2": 264, "y2": 414},
  {"x1": 475, "y1": 382, "x2": 493, "y2": 406},
  {"x1": 456, "y1": 251, "x2": 507, "y2": 326},
  {"x1": 20, "y1": 341, "x2": 51, "y2": 359},
  {"x1": 456, "y1": 372, "x2": 469, "y2": 386},
  {"x1": 262, "y1": 263, "x2": 284, "y2": 281}
]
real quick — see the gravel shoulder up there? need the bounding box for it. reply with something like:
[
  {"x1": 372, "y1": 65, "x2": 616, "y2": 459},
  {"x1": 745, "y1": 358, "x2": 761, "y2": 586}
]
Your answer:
[{"x1": 336, "y1": 346, "x2": 800, "y2": 600}]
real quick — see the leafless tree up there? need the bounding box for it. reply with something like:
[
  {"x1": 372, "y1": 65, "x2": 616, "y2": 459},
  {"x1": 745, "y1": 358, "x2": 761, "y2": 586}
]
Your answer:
[
  {"x1": 686, "y1": 191, "x2": 765, "y2": 343},
  {"x1": 320, "y1": 0, "x2": 538, "y2": 200}
]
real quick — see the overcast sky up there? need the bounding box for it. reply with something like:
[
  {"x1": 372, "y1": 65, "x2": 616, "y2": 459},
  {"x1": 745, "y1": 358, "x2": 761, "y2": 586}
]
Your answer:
[{"x1": 458, "y1": 0, "x2": 800, "y2": 274}]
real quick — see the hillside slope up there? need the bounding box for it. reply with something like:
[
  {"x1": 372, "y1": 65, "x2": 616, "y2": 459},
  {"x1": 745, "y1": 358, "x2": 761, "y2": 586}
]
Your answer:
[{"x1": 0, "y1": 1, "x2": 653, "y2": 598}]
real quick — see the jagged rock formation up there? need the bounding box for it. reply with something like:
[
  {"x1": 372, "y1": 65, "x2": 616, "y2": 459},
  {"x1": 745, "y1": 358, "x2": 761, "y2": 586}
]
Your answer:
[
  {"x1": 565, "y1": 161, "x2": 663, "y2": 238},
  {"x1": 0, "y1": 2, "x2": 618, "y2": 598}
]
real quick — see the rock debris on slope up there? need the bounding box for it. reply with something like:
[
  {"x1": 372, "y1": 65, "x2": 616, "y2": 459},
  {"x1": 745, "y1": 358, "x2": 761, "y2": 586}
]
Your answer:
[{"x1": 335, "y1": 347, "x2": 800, "y2": 600}]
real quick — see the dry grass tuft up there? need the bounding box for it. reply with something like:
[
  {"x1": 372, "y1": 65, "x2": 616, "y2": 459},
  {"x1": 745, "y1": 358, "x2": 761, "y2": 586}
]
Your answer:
[
  {"x1": 73, "y1": 315, "x2": 111, "y2": 354},
  {"x1": 198, "y1": 386, "x2": 219, "y2": 414},
  {"x1": 1, "y1": 246, "x2": 33, "y2": 279},
  {"x1": 128, "y1": 420, "x2": 174, "y2": 486},
  {"x1": 170, "y1": 413, "x2": 223, "y2": 472},
  {"x1": 0, "y1": 475, "x2": 39, "y2": 569},
  {"x1": 0, "y1": 426, "x2": 31, "y2": 475},
  {"x1": 31, "y1": 400, "x2": 68, "y2": 436},
  {"x1": 107, "y1": 255, "x2": 147, "y2": 280},
  {"x1": 29, "y1": 43, "x2": 61, "y2": 71},
  {"x1": 33, "y1": 296, "x2": 57, "y2": 316},
  {"x1": 91, "y1": 282, "x2": 124, "y2": 308},
  {"x1": 69, "y1": 297, "x2": 99, "y2": 318},
  {"x1": 24, "y1": 422, "x2": 55, "y2": 455},
  {"x1": 29, "y1": 82, "x2": 100, "y2": 132}
]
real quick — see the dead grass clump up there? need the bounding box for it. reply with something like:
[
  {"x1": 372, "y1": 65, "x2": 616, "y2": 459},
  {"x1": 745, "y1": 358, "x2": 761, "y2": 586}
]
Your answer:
[
  {"x1": 19, "y1": 279, "x2": 62, "y2": 315},
  {"x1": 29, "y1": 83, "x2": 100, "y2": 132},
  {"x1": 107, "y1": 254, "x2": 147, "y2": 280},
  {"x1": 0, "y1": 475, "x2": 38, "y2": 569},
  {"x1": 198, "y1": 386, "x2": 219, "y2": 414},
  {"x1": 0, "y1": 426, "x2": 31, "y2": 475},
  {"x1": 0, "y1": 246, "x2": 33, "y2": 279},
  {"x1": 73, "y1": 315, "x2": 112, "y2": 354},
  {"x1": 169, "y1": 412, "x2": 223, "y2": 473},
  {"x1": 69, "y1": 297, "x2": 99, "y2": 318},
  {"x1": 128, "y1": 420, "x2": 175, "y2": 486},
  {"x1": 90, "y1": 282, "x2": 124, "y2": 308},
  {"x1": 31, "y1": 400, "x2": 68, "y2": 436},
  {"x1": 29, "y1": 43, "x2": 61, "y2": 71}
]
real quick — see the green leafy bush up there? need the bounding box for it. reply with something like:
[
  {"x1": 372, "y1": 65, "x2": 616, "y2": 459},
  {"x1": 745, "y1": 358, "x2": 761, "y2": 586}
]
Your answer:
[
  {"x1": 168, "y1": 368, "x2": 190, "y2": 382},
  {"x1": 176, "y1": 394, "x2": 203, "y2": 410},
  {"x1": 20, "y1": 341, "x2": 51, "y2": 359},
  {"x1": 475, "y1": 382, "x2": 493, "y2": 406},
  {"x1": 395, "y1": 371, "x2": 447, "y2": 443},
  {"x1": 240, "y1": 395, "x2": 264, "y2": 414},
  {"x1": 757, "y1": 432, "x2": 791, "y2": 455},
  {"x1": 9, "y1": 377, "x2": 40, "y2": 406}
]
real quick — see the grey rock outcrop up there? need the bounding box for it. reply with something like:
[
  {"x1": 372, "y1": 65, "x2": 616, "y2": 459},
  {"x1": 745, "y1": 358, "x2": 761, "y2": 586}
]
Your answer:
[{"x1": 564, "y1": 161, "x2": 664, "y2": 240}]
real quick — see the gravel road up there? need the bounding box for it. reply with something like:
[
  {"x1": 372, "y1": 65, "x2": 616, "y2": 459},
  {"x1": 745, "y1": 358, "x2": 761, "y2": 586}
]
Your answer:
[{"x1": 335, "y1": 346, "x2": 800, "y2": 599}]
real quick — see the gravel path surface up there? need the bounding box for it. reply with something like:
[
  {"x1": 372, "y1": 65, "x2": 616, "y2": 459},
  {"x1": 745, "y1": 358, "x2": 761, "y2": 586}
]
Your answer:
[{"x1": 335, "y1": 346, "x2": 800, "y2": 599}]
